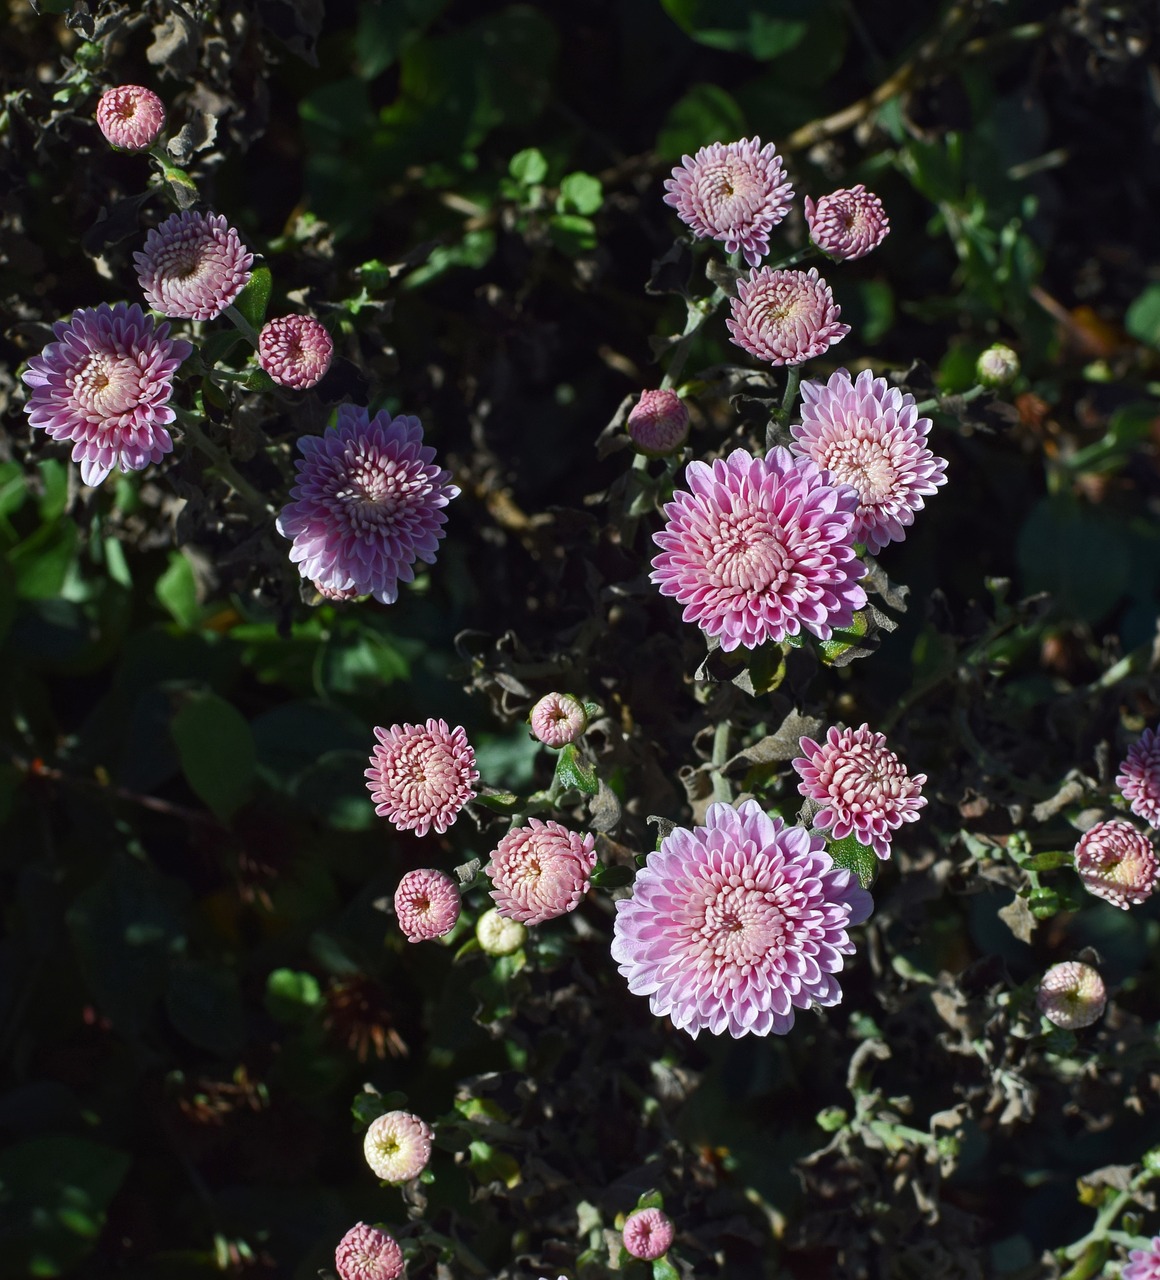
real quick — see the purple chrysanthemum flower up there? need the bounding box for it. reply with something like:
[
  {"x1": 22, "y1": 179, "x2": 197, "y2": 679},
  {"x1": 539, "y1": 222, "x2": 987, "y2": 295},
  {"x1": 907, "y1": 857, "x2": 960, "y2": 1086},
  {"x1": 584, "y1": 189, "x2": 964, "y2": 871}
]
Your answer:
[
  {"x1": 1124, "y1": 1237, "x2": 1160, "y2": 1280},
  {"x1": 611, "y1": 800, "x2": 873, "y2": 1039},
  {"x1": 1035, "y1": 961, "x2": 1106, "y2": 1030},
  {"x1": 663, "y1": 138, "x2": 794, "y2": 267},
  {"x1": 727, "y1": 266, "x2": 849, "y2": 367},
  {"x1": 1074, "y1": 818, "x2": 1159, "y2": 909},
  {"x1": 488, "y1": 819, "x2": 597, "y2": 926},
  {"x1": 335, "y1": 1223, "x2": 404, "y2": 1280},
  {"x1": 627, "y1": 389, "x2": 690, "y2": 457},
  {"x1": 134, "y1": 210, "x2": 253, "y2": 321},
  {"x1": 258, "y1": 314, "x2": 333, "y2": 390},
  {"x1": 365, "y1": 719, "x2": 478, "y2": 837},
  {"x1": 1117, "y1": 727, "x2": 1160, "y2": 827},
  {"x1": 364, "y1": 1110, "x2": 434, "y2": 1185},
  {"x1": 792, "y1": 724, "x2": 927, "y2": 860},
  {"x1": 804, "y1": 185, "x2": 890, "y2": 262},
  {"x1": 792, "y1": 368, "x2": 948, "y2": 553},
  {"x1": 21, "y1": 302, "x2": 191, "y2": 487},
  {"x1": 650, "y1": 446, "x2": 867, "y2": 652},
  {"x1": 95, "y1": 85, "x2": 165, "y2": 152},
  {"x1": 277, "y1": 406, "x2": 459, "y2": 603},
  {"x1": 394, "y1": 868, "x2": 461, "y2": 942},
  {"x1": 622, "y1": 1208, "x2": 675, "y2": 1261},
  {"x1": 529, "y1": 693, "x2": 588, "y2": 748}
]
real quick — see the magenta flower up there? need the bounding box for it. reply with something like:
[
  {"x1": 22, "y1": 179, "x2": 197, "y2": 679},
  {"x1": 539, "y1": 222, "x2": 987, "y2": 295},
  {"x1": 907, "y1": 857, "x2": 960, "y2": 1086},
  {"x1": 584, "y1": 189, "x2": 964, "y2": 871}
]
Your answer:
[
  {"x1": 611, "y1": 800, "x2": 873, "y2": 1038},
  {"x1": 394, "y1": 868, "x2": 461, "y2": 942},
  {"x1": 335, "y1": 1223, "x2": 404, "y2": 1280},
  {"x1": 277, "y1": 406, "x2": 458, "y2": 603},
  {"x1": 258, "y1": 314, "x2": 333, "y2": 390},
  {"x1": 792, "y1": 368, "x2": 948, "y2": 552},
  {"x1": 488, "y1": 819, "x2": 597, "y2": 925},
  {"x1": 804, "y1": 185, "x2": 890, "y2": 262},
  {"x1": 663, "y1": 137, "x2": 793, "y2": 267},
  {"x1": 365, "y1": 719, "x2": 477, "y2": 837},
  {"x1": 650, "y1": 446, "x2": 866, "y2": 652},
  {"x1": 792, "y1": 724, "x2": 927, "y2": 860},
  {"x1": 1117, "y1": 727, "x2": 1160, "y2": 827},
  {"x1": 21, "y1": 302, "x2": 191, "y2": 487},
  {"x1": 622, "y1": 1208, "x2": 675, "y2": 1260},
  {"x1": 529, "y1": 693, "x2": 588, "y2": 748},
  {"x1": 1074, "y1": 818, "x2": 1159, "y2": 909},
  {"x1": 1124, "y1": 1237, "x2": 1160, "y2": 1280},
  {"x1": 95, "y1": 85, "x2": 165, "y2": 151},
  {"x1": 134, "y1": 210, "x2": 253, "y2": 321},
  {"x1": 727, "y1": 266, "x2": 849, "y2": 367},
  {"x1": 364, "y1": 1110, "x2": 434, "y2": 1184},
  {"x1": 1036, "y1": 961, "x2": 1106, "y2": 1030},
  {"x1": 626, "y1": 389, "x2": 690, "y2": 457}
]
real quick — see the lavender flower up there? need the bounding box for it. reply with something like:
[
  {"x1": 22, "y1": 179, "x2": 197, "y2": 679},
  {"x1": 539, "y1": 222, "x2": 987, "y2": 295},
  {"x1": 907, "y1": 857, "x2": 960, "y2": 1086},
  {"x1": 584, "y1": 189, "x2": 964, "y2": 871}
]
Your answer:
[
  {"x1": 727, "y1": 266, "x2": 849, "y2": 367},
  {"x1": 394, "y1": 869, "x2": 461, "y2": 942},
  {"x1": 488, "y1": 819, "x2": 597, "y2": 925},
  {"x1": 804, "y1": 185, "x2": 890, "y2": 261},
  {"x1": 95, "y1": 85, "x2": 165, "y2": 151},
  {"x1": 1124, "y1": 1237, "x2": 1160, "y2": 1280},
  {"x1": 134, "y1": 211, "x2": 253, "y2": 321},
  {"x1": 1074, "y1": 818, "x2": 1159, "y2": 909},
  {"x1": 258, "y1": 315, "x2": 333, "y2": 389},
  {"x1": 626, "y1": 389, "x2": 690, "y2": 457},
  {"x1": 1116, "y1": 727, "x2": 1160, "y2": 827},
  {"x1": 365, "y1": 719, "x2": 478, "y2": 837},
  {"x1": 335, "y1": 1223, "x2": 404, "y2": 1280}
]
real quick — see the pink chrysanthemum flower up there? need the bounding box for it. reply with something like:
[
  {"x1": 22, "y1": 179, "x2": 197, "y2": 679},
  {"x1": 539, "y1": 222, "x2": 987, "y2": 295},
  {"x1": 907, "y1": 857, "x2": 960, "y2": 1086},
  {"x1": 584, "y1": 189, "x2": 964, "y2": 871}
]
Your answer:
[
  {"x1": 663, "y1": 137, "x2": 793, "y2": 267},
  {"x1": 364, "y1": 1110, "x2": 434, "y2": 1184},
  {"x1": 95, "y1": 85, "x2": 165, "y2": 152},
  {"x1": 278, "y1": 406, "x2": 458, "y2": 604},
  {"x1": 727, "y1": 266, "x2": 849, "y2": 367},
  {"x1": 622, "y1": 1208, "x2": 675, "y2": 1261},
  {"x1": 1074, "y1": 818, "x2": 1159, "y2": 909},
  {"x1": 792, "y1": 723, "x2": 927, "y2": 860},
  {"x1": 529, "y1": 693, "x2": 588, "y2": 747},
  {"x1": 650, "y1": 446, "x2": 866, "y2": 652},
  {"x1": 335, "y1": 1223, "x2": 404, "y2": 1280},
  {"x1": 1117, "y1": 727, "x2": 1160, "y2": 827},
  {"x1": 804, "y1": 185, "x2": 890, "y2": 262},
  {"x1": 488, "y1": 819, "x2": 597, "y2": 925},
  {"x1": 21, "y1": 302, "x2": 191, "y2": 487},
  {"x1": 611, "y1": 800, "x2": 873, "y2": 1038},
  {"x1": 792, "y1": 368, "x2": 948, "y2": 552},
  {"x1": 1035, "y1": 961, "x2": 1106, "y2": 1030},
  {"x1": 134, "y1": 210, "x2": 253, "y2": 321},
  {"x1": 627, "y1": 389, "x2": 690, "y2": 457},
  {"x1": 394, "y1": 869, "x2": 461, "y2": 942},
  {"x1": 258, "y1": 314, "x2": 333, "y2": 390},
  {"x1": 1124, "y1": 1237, "x2": 1160, "y2": 1280},
  {"x1": 365, "y1": 719, "x2": 478, "y2": 838}
]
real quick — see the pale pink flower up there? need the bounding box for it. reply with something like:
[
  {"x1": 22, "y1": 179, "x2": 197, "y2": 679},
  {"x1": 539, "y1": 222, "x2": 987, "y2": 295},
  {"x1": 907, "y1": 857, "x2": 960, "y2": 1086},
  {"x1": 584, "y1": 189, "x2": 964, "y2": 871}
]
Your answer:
[
  {"x1": 611, "y1": 800, "x2": 873, "y2": 1038},
  {"x1": 1124, "y1": 1237, "x2": 1160, "y2": 1280},
  {"x1": 394, "y1": 869, "x2": 461, "y2": 942},
  {"x1": 1116, "y1": 727, "x2": 1160, "y2": 827},
  {"x1": 622, "y1": 1208, "x2": 675, "y2": 1260},
  {"x1": 627, "y1": 389, "x2": 689, "y2": 457},
  {"x1": 258, "y1": 314, "x2": 333, "y2": 389},
  {"x1": 134, "y1": 210, "x2": 253, "y2": 321},
  {"x1": 727, "y1": 266, "x2": 849, "y2": 367},
  {"x1": 650, "y1": 446, "x2": 866, "y2": 652},
  {"x1": 335, "y1": 1223, "x2": 404, "y2": 1280},
  {"x1": 364, "y1": 1110, "x2": 433, "y2": 1184},
  {"x1": 804, "y1": 185, "x2": 890, "y2": 262},
  {"x1": 663, "y1": 138, "x2": 793, "y2": 267},
  {"x1": 488, "y1": 819, "x2": 597, "y2": 925},
  {"x1": 21, "y1": 302, "x2": 191, "y2": 487},
  {"x1": 1074, "y1": 818, "x2": 1159, "y2": 909},
  {"x1": 529, "y1": 693, "x2": 587, "y2": 747},
  {"x1": 365, "y1": 719, "x2": 478, "y2": 837},
  {"x1": 1036, "y1": 961, "x2": 1106, "y2": 1030},
  {"x1": 95, "y1": 85, "x2": 165, "y2": 151}
]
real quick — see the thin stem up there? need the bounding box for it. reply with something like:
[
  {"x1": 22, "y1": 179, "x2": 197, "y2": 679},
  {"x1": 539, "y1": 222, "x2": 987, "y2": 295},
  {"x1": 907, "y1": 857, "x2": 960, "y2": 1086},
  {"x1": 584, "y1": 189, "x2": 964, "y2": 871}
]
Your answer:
[
  {"x1": 782, "y1": 365, "x2": 803, "y2": 420},
  {"x1": 225, "y1": 304, "x2": 261, "y2": 349},
  {"x1": 176, "y1": 409, "x2": 273, "y2": 513},
  {"x1": 913, "y1": 383, "x2": 987, "y2": 415},
  {"x1": 710, "y1": 720, "x2": 732, "y2": 802},
  {"x1": 660, "y1": 287, "x2": 726, "y2": 391}
]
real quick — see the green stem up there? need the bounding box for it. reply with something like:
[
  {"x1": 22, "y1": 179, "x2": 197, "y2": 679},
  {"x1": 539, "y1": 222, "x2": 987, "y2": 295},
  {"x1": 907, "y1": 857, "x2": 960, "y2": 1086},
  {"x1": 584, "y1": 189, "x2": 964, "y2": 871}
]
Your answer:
[
  {"x1": 710, "y1": 720, "x2": 733, "y2": 802},
  {"x1": 225, "y1": 304, "x2": 261, "y2": 349},
  {"x1": 176, "y1": 409, "x2": 273, "y2": 513},
  {"x1": 914, "y1": 383, "x2": 988, "y2": 415},
  {"x1": 660, "y1": 288, "x2": 725, "y2": 391}
]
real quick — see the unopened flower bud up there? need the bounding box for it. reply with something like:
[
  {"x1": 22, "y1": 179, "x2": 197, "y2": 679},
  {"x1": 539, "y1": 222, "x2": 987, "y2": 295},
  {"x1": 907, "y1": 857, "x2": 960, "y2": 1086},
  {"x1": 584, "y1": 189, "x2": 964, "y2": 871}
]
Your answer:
[
  {"x1": 627, "y1": 389, "x2": 689, "y2": 457},
  {"x1": 96, "y1": 85, "x2": 165, "y2": 152},
  {"x1": 976, "y1": 344, "x2": 1020, "y2": 387},
  {"x1": 622, "y1": 1207, "x2": 675, "y2": 1260},
  {"x1": 476, "y1": 908, "x2": 527, "y2": 956},
  {"x1": 1036, "y1": 961, "x2": 1106, "y2": 1029},
  {"x1": 529, "y1": 692, "x2": 587, "y2": 747}
]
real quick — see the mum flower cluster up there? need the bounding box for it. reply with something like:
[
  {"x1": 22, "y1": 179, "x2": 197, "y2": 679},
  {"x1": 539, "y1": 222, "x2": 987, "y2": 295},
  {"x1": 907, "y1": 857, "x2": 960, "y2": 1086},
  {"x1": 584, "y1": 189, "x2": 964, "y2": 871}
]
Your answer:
[
  {"x1": 1073, "y1": 818, "x2": 1159, "y2": 909},
  {"x1": 1117, "y1": 726, "x2": 1160, "y2": 827},
  {"x1": 488, "y1": 819, "x2": 597, "y2": 925},
  {"x1": 364, "y1": 1109, "x2": 434, "y2": 1184},
  {"x1": 1035, "y1": 961, "x2": 1106, "y2": 1030},
  {"x1": 1124, "y1": 1237, "x2": 1160, "y2": 1280},
  {"x1": 394, "y1": 868, "x2": 461, "y2": 942},
  {"x1": 365, "y1": 720, "x2": 478, "y2": 837},
  {"x1": 529, "y1": 692, "x2": 588, "y2": 747},
  {"x1": 258, "y1": 314, "x2": 333, "y2": 389},
  {"x1": 334, "y1": 1223, "x2": 404, "y2": 1280},
  {"x1": 727, "y1": 266, "x2": 849, "y2": 367},
  {"x1": 134, "y1": 210, "x2": 253, "y2": 321},
  {"x1": 95, "y1": 84, "x2": 166, "y2": 151},
  {"x1": 804, "y1": 184, "x2": 890, "y2": 262}
]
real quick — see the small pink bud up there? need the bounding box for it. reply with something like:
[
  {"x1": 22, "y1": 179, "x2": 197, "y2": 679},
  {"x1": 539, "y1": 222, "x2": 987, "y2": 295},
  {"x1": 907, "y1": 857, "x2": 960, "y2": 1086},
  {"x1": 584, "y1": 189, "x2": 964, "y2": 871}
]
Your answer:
[
  {"x1": 623, "y1": 1207, "x2": 675, "y2": 1260},
  {"x1": 95, "y1": 85, "x2": 165, "y2": 152},
  {"x1": 626, "y1": 389, "x2": 689, "y2": 457}
]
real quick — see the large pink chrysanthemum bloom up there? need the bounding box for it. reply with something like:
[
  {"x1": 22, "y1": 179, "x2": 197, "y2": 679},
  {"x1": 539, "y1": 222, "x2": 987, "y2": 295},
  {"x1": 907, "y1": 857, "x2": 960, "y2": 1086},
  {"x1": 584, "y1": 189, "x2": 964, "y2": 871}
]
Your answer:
[
  {"x1": 134, "y1": 210, "x2": 253, "y2": 321},
  {"x1": 727, "y1": 266, "x2": 849, "y2": 367},
  {"x1": 1117, "y1": 727, "x2": 1160, "y2": 827},
  {"x1": 792, "y1": 368, "x2": 949, "y2": 553},
  {"x1": 21, "y1": 302, "x2": 191, "y2": 487},
  {"x1": 488, "y1": 818, "x2": 597, "y2": 925},
  {"x1": 335, "y1": 1223, "x2": 404, "y2": 1280},
  {"x1": 804, "y1": 185, "x2": 890, "y2": 262},
  {"x1": 529, "y1": 692, "x2": 588, "y2": 748},
  {"x1": 1124, "y1": 1237, "x2": 1160, "y2": 1280},
  {"x1": 650, "y1": 446, "x2": 867, "y2": 652},
  {"x1": 1074, "y1": 818, "x2": 1159, "y2": 909},
  {"x1": 622, "y1": 1208, "x2": 675, "y2": 1260},
  {"x1": 792, "y1": 723, "x2": 927, "y2": 860},
  {"x1": 394, "y1": 868, "x2": 461, "y2": 942},
  {"x1": 365, "y1": 719, "x2": 478, "y2": 837},
  {"x1": 258, "y1": 314, "x2": 333, "y2": 389},
  {"x1": 663, "y1": 138, "x2": 793, "y2": 267},
  {"x1": 611, "y1": 799, "x2": 873, "y2": 1039},
  {"x1": 277, "y1": 406, "x2": 459, "y2": 604},
  {"x1": 364, "y1": 1110, "x2": 434, "y2": 1184},
  {"x1": 95, "y1": 85, "x2": 165, "y2": 152},
  {"x1": 626, "y1": 389, "x2": 690, "y2": 457},
  {"x1": 1035, "y1": 961, "x2": 1106, "y2": 1030}
]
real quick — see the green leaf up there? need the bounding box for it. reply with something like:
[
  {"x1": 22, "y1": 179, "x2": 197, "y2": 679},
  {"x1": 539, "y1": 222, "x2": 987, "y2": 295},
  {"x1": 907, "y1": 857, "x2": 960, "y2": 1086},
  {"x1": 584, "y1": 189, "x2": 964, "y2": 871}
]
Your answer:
[
  {"x1": 826, "y1": 833, "x2": 878, "y2": 889},
  {"x1": 548, "y1": 213, "x2": 597, "y2": 256},
  {"x1": 1016, "y1": 497, "x2": 1132, "y2": 623},
  {"x1": 817, "y1": 611, "x2": 872, "y2": 666},
  {"x1": 265, "y1": 968, "x2": 323, "y2": 1023},
  {"x1": 661, "y1": 0, "x2": 812, "y2": 58},
  {"x1": 656, "y1": 83, "x2": 746, "y2": 161},
  {"x1": 165, "y1": 962, "x2": 246, "y2": 1055},
  {"x1": 403, "y1": 228, "x2": 497, "y2": 289},
  {"x1": 355, "y1": 0, "x2": 449, "y2": 80},
  {"x1": 156, "y1": 549, "x2": 201, "y2": 630},
  {"x1": 509, "y1": 147, "x2": 548, "y2": 185},
  {"x1": 233, "y1": 265, "x2": 273, "y2": 330},
  {"x1": 589, "y1": 864, "x2": 634, "y2": 889},
  {"x1": 171, "y1": 691, "x2": 256, "y2": 821},
  {"x1": 652, "y1": 1258, "x2": 681, "y2": 1280},
  {"x1": 293, "y1": 749, "x2": 379, "y2": 830},
  {"x1": 474, "y1": 788, "x2": 522, "y2": 812},
  {"x1": 557, "y1": 171, "x2": 603, "y2": 216},
  {"x1": 242, "y1": 367, "x2": 278, "y2": 392},
  {"x1": 9, "y1": 519, "x2": 79, "y2": 600},
  {"x1": 553, "y1": 743, "x2": 599, "y2": 795},
  {"x1": 37, "y1": 459, "x2": 68, "y2": 522},
  {"x1": 468, "y1": 1140, "x2": 521, "y2": 1188},
  {"x1": 1126, "y1": 284, "x2": 1160, "y2": 348}
]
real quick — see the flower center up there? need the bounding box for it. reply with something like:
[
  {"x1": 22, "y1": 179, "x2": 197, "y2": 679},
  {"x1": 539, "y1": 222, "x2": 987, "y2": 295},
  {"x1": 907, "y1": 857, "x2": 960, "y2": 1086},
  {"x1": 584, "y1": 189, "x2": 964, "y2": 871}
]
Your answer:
[
  {"x1": 73, "y1": 353, "x2": 141, "y2": 418},
  {"x1": 699, "y1": 882, "x2": 785, "y2": 969},
  {"x1": 706, "y1": 511, "x2": 790, "y2": 592}
]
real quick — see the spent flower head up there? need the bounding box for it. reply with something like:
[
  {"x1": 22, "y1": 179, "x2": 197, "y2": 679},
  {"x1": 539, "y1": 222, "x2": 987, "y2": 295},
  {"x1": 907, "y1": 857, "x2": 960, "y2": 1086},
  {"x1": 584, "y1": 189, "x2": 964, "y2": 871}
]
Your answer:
[
  {"x1": 394, "y1": 869, "x2": 461, "y2": 942},
  {"x1": 134, "y1": 210, "x2": 253, "y2": 321},
  {"x1": 488, "y1": 819, "x2": 597, "y2": 925},
  {"x1": 364, "y1": 1110, "x2": 433, "y2": 1184},
  {"x1": 1116, "y1": 726, "x2": 1160, "y2": 828},
  {"x1": 365, "y1": 720, "x2": 478, "y2": 838},
  {"x1": 335, "y1": 1224, "x2": 404, "y2": 1280},
  {"x1": 804, "y1": 185, "x2": 890, "y2": 261},
  {"x1": 626, "y1": 389, "x2": 689, "y2": 457},
  {"x1": 530, "y1": 692, "x2": 588, "y2": 747},
  {"x1": 727, "y1": 266, "x2": 849, "y2": 367},
  {"x1": 476, "y1": 908, "x2": 527, "y2": 956},
  {"x1": 622, "y1": 1208, "x2": 675, "y2": 1260},
  {"x1": 1074, "y1": 818, "x2": 1159, "y2": 909},
  {"x1": 95, "y1": 85, "x2": 165, "y2": 151},
  {"x1": 1036, "y1": 961, "x2": 1106, "y2": 1030},
  {"x1": 258, "y1": 315, "x2": 333, "y2": 389}
]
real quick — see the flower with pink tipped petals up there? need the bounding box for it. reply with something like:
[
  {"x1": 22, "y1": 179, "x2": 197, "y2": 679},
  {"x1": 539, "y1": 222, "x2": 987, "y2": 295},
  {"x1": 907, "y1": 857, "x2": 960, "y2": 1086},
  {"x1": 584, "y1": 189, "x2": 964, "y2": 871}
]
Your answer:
[
  {"x1": 95, "y1": 85, "x2": 165, "y2": 152},
  {"x1": 792, "y1": 724, "x2": 927, "y2": 860},
  {"x1": 530, "y1": 693, "x2": 588, "y2": 747},
  {"x1": 1036, "y1": 961, "x2": 1106, "y2": 1030},
  {"x1": 21, "y1": 302, "x2": 191, "y2": 487},
  {"x1": 1117, "y1": 727, "x2": 1160, "y2": 827},
  {"x1": 792, "y1": 368, "x2": 948, "y2": 552},
  {"x1": 364, "y1": 1110, "x2": 433, "y2": 1184},
  {"x1": 488, "y1": 819, "x2": 597, "y2": 925},
  {"x1": 365, "y1": 719, "x2": 477, "y2": 837},
  {"x1": 1074, "y1": 818, "x2": 1159, "y2": 909},
  {"x1": 804, "y1": 185, "x2": 890, "y2": 262},
  {"x1": 1124, "y1": 1237, "x2": 1160, "y2": 1280},
  {"x1": 727, "y1": 266, "x2": 849, "y2": 367},
  {"x1": 258, "y1": 314, "x2": 333, "y2": 389},
  {"x1": 650, "y1": 446, "x2": 866, "y2": 652},
  {"x1": 278, "y1": 406, "x2": 458, "y2": 603},
  {"x1": 335, "y1": 1223, "x2": 404, "y2": 1280},
  {"x1": 394, "y1": 868, "x2": 461, "y2": 942},
  {"x1": 134, "y1": 210, "x2": 253, "y2": 321},
  {"x1": 623, "y1": 1208, "x2": 675, "y2": 1260},
  {"x1": 663, "y1": 138, "x2": 793, "y2": 267},
  {"x1": 627, "y1": 389, "x2": 689, "y2": 457}
]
